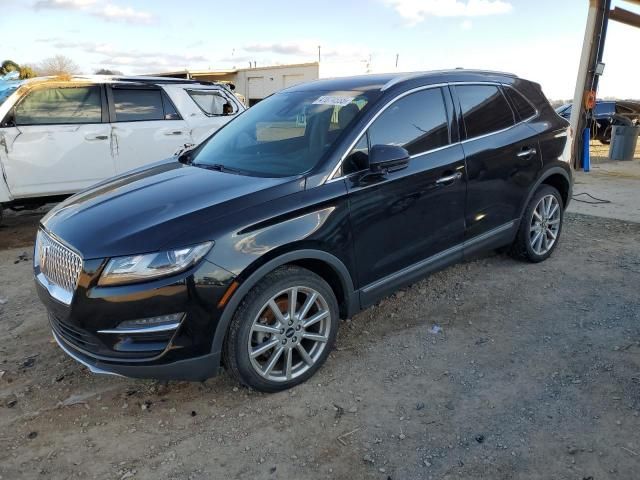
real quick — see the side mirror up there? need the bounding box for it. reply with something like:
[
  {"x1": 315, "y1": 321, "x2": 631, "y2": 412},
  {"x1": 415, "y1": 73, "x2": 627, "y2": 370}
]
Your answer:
[{"x1": 369, "y1": 144, "x2": 410, "y2": 174}]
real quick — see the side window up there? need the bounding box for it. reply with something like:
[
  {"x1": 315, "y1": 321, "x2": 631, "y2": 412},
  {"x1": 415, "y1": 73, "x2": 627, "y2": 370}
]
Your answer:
[
  {"x1": 112, "y1": 88, "x2": 166, "y2": 122},
  {"x1": 14, "y1": 86, "x2": 102, "y2": 126},
  {"x1": 188, "y1": 90, "x2": 237, "y2": 116},
  {"x1": 504, "y1": 87, "x2": 536, "y2": 120},
  {"x1": 457, "y1": 85, "x2": 515, "y2": 139},
  {"x1": 161, "y1": 92, "x2": 181, "y2": 120},
  {"x1": 368, "y1": 88, "x2": 450, "y2": 155}
]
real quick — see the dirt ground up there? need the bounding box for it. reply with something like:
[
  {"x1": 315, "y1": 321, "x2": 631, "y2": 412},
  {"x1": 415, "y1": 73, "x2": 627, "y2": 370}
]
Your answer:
[{"x1": 0, "y1": 209, "x2": 639, "y2": 480}]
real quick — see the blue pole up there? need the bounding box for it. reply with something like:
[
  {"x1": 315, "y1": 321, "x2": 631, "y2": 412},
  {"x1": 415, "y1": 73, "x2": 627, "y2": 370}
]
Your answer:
[{"x1": 583, "y1": 127, "x2": 591, "y2": 172}]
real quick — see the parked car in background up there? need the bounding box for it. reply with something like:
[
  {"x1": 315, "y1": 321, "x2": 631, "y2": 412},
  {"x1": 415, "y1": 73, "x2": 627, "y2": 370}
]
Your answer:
[
  {"x1": 556, "y1": 100, "x2": 640, "y2": 144},
  {"x1": 0, "y1": 75, "x2": 245, "y2": 223},
  {"x1": 34, "y1": 69, "x2": 572, "y2": 392}
]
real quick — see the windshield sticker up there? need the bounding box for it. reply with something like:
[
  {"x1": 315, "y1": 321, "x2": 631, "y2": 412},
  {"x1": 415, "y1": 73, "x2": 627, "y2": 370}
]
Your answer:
[{"x1": 312, "y1": 95, "x2": 355, "y2": 107}]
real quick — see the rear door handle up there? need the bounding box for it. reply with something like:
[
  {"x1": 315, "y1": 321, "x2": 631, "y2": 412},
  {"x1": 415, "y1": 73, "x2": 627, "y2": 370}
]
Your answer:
[
  {"x1": 517, "y1": 147, "x2": 537, "y2": 158},
  {"x1": 435, "y1": 171, "x2": 463, "y2": 186},
  {"x1": 85, "y1": 134, "x2": 109, "y2": 141},
  {"x1": 164, "y1": 130, "x2": 186, "y2": 136}
]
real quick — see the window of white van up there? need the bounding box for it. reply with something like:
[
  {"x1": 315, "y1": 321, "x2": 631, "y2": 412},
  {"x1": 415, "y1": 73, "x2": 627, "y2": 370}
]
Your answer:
[
  {"x1": 14, "y1": 86, "x2": 102, "y2": 125},
  {"x1": 112, "y1": 88, "x2": 181, "y2": 122},
  {"x1": 187, "y1": 90, "x2": 237, "y2": 116}
]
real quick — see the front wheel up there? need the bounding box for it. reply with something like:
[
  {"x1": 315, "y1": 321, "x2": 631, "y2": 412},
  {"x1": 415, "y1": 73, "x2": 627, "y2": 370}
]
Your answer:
[
  {"x1": 223, "y1": 266, "x2": 339, "y2": 392},
  {"x1": 510, "y1": 185, "x2": 564, "y2": 263}
]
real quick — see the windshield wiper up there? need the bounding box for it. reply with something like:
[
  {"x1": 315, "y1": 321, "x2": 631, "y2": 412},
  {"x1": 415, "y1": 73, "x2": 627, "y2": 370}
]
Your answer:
[{"x1": 192, "y1": 163, "x2": 248, "y2": 175}]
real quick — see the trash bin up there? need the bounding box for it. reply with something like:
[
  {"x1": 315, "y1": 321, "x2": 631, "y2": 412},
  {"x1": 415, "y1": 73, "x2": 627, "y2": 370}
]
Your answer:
[{"x1": 609, "y1": 125, "x2": 640, "y2": 161}]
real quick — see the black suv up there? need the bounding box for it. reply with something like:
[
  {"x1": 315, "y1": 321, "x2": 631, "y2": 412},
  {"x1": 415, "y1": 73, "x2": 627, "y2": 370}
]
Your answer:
[{"x1": 35, "y1": 70, "x2": 572, "y2": 392}]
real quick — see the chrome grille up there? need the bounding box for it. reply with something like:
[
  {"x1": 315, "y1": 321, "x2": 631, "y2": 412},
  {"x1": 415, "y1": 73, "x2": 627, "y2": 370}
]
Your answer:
[{"x1": 37, "y1": 230, "x2": 82, "y2": 294}]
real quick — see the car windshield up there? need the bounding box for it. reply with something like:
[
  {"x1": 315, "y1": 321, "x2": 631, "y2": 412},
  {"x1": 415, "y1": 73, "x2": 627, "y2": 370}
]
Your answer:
[{"x1": 191, "y1": 89, "x2": 378, "y2": 177}]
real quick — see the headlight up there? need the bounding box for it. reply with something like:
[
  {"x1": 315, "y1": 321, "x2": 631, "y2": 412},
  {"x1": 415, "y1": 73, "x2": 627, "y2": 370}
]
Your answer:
[{"x1": 98, "y1": 241, "x2": 213, "y2": 286}]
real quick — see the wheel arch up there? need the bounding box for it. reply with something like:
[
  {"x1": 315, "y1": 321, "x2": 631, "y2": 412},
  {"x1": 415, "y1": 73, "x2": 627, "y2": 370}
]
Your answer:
[
  {"x1": 520, "y1": 166, "x2": 572, "y2": 219},
  {"x1": 211, "y1": 249, "x2": 357, "y2": 361}
]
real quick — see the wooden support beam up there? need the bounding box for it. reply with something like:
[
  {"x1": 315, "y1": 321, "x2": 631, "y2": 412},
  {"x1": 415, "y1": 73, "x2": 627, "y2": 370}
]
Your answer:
[{"x1": 609, "y1": 7, "x2": 640, "y2": 28}]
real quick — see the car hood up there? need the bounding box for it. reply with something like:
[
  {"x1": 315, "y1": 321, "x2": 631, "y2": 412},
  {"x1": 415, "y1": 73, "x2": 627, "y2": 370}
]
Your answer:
[{"x1": 41, "y1": 160, "x2": 302, "y2": 259}]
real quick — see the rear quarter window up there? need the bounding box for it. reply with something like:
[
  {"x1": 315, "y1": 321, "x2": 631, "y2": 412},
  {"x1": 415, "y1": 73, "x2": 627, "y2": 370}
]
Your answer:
[
  {"x1": 456, "y1": 85, "x2": 515, "y2": 139},
  {"x1": 187, "y1": 90, "x2": 238, "y2": 116},
  {"x1": 504, "y1": 87, "x2": 537, "y2": 121}
]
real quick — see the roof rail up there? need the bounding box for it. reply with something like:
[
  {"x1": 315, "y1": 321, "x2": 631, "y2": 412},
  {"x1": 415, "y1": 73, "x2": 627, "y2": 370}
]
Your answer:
[
  {"x1": 381, "y1": 69, "x2": 518, "y2": 91},
  {"x1": 114, "y1": 76, "x2": 217, "y2": 85}
]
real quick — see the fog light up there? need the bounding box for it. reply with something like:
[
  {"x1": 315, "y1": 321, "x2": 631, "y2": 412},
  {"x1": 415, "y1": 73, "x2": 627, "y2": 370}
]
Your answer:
[{"x1": 98, "y1": 313, "x2": 184, "y2": 334}]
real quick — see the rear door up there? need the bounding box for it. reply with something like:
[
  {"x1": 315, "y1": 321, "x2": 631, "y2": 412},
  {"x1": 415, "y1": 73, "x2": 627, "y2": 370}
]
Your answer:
[
  {"x1": 346, "y1": 86, "x2": 467, "y2": 304},
  {"x1": 108, "y1": 85, "x2": 192, "y2": 174},
  {"x1": 453, "y1": 84, "x2": 541, "y2": 241},
  {"x1": 1, "y1": 84, "x2": 113, "y2": 197}
]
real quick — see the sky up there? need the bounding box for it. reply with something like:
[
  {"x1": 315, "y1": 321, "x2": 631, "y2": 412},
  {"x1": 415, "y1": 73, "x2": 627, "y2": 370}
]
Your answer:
[{"x1": 1, "y1": 0, "x2": 639, "y2": 100}]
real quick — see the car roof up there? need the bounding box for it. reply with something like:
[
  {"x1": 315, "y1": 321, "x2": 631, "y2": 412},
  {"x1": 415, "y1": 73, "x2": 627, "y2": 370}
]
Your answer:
[{"x1": 285, "y1": 69, "x2": 519, "y2": 93}]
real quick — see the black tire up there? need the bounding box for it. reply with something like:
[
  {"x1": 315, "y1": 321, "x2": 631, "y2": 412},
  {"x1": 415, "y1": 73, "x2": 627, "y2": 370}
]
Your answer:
[
  {"x1": 222, "y1": 266, "x2": 339, "y2": 393},
  {"x1": 510, "y1": 185, "x2": 564, "y2": 263}
]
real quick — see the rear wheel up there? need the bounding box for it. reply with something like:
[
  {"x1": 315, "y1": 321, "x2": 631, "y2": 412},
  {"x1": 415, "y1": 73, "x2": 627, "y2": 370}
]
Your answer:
[
  {"x1": 223, "y1": 266, "x2": 339, "y2": 392},
  {"x1": 510, "y1": 185, "x2": 564, "y2": 263}
]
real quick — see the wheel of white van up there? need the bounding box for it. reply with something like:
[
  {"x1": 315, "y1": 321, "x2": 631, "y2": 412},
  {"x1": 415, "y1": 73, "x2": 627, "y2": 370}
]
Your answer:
[
  {"x1": 223, "y1": 266, "x2": 339, "y2": 392},
  {"x1": 510, "y1": 185, "x2": 564, "y2": 263}
]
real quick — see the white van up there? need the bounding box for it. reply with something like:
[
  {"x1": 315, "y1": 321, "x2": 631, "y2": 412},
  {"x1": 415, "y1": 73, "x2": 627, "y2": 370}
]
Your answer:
[{"x1": 0, "y1": 75, "x2": 245, "y2": 223}]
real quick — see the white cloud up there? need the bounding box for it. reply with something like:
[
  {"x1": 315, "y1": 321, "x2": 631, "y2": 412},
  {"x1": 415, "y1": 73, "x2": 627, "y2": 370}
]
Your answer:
[
  {"x1": 93, "y1": 4, "x2": 153, "y2": 24},
  {"x1": 34, "y1": 0, "x2": 95, "y2": 9},
  {"x1": 385, "y1": 0, "x2": 512, "y2": 25},
  {"x1": 34, "y1": 0, "x2": 153, "y2": 24}
]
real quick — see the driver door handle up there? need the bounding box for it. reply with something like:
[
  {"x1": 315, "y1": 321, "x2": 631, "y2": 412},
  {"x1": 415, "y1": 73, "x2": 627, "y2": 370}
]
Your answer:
[{"x1": 435, "y1": 171, "x2": 463, "y2": 186}]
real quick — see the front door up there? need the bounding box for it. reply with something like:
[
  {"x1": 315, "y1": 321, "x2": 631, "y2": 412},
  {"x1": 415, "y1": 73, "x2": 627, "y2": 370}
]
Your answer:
[
  {"x1": 108, "y1": 86, "x2": 192, "y2": 174},
  {"x1": 1, "y1": 84, "x2": 114, "y2": 198},
  {"x1": 345, "y1": 87, "x2": 467, "y2": 306}
]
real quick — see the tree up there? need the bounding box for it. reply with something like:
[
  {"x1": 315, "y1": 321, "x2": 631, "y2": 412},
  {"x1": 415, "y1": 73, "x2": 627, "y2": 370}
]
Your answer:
[
  {"x1": 1, "y1": 60, "x2": 20, "y2": 75},
  {"x1": 1, "y1": 60, "x2": 38, "y2": 79},
  {"x1": 37, "y1": 55, "x2": 79, "y2": 76},
  {"x1": 18, "y1": 66, "x2": 37, "y2": 79},
  {"x1": 95, "y1": 68, "x2": 123, "y2": 75}
]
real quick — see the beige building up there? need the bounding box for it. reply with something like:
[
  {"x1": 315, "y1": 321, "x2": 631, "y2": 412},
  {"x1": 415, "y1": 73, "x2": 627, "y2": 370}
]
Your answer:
[{"x1": 150, "y1": 62, "x2": 320, "y2": 106}]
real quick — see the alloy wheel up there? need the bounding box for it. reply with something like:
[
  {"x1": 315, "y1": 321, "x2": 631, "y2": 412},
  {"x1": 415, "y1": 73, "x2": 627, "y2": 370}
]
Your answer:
[
  {"x1": 247, "y1": 286, "x2": 332, "y2": 382},
  {"x1": 529, "y1": 194, "x2": 561, "y2": 256}
]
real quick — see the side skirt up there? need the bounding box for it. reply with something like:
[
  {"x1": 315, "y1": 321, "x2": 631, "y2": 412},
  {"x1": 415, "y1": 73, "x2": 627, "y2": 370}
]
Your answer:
[{"x1": 357, "y1": 220, "x2": 518, "y2": 309}]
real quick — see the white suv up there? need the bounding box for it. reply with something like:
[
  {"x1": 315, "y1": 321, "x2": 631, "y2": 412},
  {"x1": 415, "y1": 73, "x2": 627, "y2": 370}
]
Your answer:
[{"x1": 0, "y1": 75, "x2": 245, "y2": 222}]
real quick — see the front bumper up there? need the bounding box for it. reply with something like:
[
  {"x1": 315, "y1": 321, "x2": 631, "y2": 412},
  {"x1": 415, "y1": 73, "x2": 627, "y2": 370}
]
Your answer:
[
  {"x1": 36, "y1": 257, "x2": 236, "y2": 381},
  {"x1": 52, "y1": 329, "x2": 221, "y2": 380}
]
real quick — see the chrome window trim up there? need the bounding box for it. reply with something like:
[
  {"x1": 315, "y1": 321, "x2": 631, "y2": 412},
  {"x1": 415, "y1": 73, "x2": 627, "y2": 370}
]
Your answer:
[{"x1": 325, "y1": 80, "x2": 539, "y2": 184}]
